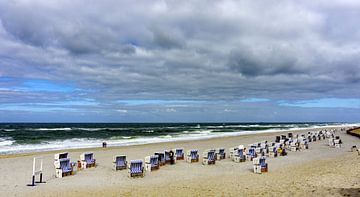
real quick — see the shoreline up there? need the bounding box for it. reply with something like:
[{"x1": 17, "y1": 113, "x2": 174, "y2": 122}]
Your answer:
[{"x1": 0, "y1": 124, "x2": 353, "y2": 158}]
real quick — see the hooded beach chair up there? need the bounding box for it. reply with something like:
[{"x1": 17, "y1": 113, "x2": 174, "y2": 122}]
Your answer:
[
  {"x1": 173, "y1": 148, "x2": 184, "y2": 160},
  {"x1": 233, "y1": 148, "x2": 246, "y2": 162},
  {"x1": 229, "y1": 147, "x2": 238, "y2": 159},
  {"x1": 246, "y1": 147, "x2": 257, "y2": 161},
  {"x1": 164, "y1": 150, "x2": 171, "y2": 164},
  {"x1": 186, "y1": 149, "x2": 199, "y2": 163},
  {"x1": 215, "y1": 148, "x2": 226, "y2": 160},
  {"x1": 154, "y1": 152, "x2": 166, "y2": 166},
  {"x1": 80, "y1": 152, "x2": 96, "y2": 169},
  {"x1": 202, "y1": 149, "x2": 216, "y2": 165},
  {"x1": 145, "y1": 155, "x2": 159, "y2": 172},
  {"x1": 268, "y1": 146, "x2": 277, "y2": 157},
  {"x1": 113, "y1": 155, "x2": 127, "y2": 170},
  {"x1": 54, "y1": 152, "x2": 69, "y2": 161},
  {"x1": 128, "y1": 160, "x2": 144, "y2": 178},
  {"x1": 253, "y1": 156, "x2": 268, "y2": 174},
  {"x1": 54, "y1": 158, "x2": 73, "y2": 178}
]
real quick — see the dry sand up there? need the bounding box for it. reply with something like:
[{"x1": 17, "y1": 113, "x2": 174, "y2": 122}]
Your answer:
[{"x1": 0, "y1": 127, "x2": 359, "y2": 197}]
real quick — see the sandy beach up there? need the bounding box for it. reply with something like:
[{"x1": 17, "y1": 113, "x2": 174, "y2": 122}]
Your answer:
[{"x1": 0, "y1": 127, "x2": 359, "y2": 197}]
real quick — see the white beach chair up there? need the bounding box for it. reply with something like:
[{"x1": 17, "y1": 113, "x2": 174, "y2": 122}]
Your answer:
[
  {"x1": 290, "y1": 141, "x2": 299, "y2": 152},
  {"x1": 54, "y1": 152, "x2": 74, "y2": 178},
  {"x1": 215, "y1": 148, "x2": 226, "y2": 160},
  {"x1": 54, "y1": 158, "x2": 73, "y2": 178},
  {"x1": 233, "y1": 148, "x2": 246, "y2": 162},
  {"x1": 268, "y1": 146, "x2": 277, "y2": 157},
  {"x1": 202, "y1": 149, "x2": 216, "y2": 165},
  {"x1": 145, "y1": 155, "x2": 159, "y2": 172},
  {"x1": 154, "y1": 152, "x2": 166, "y2": 166},
  {"x1": 80, "y1": 152, "x2": 96, "y2": 169},
  {"x1": 246, "y1": 147, "x2": 257, "y2": 161},
  {"x1": 113, "y1": 155, "x2": 127, "y2": 171},
  {"x1": 229, "y1": 147, "x2": 238, "y2": 159},
  {"x1": 128, "y1": 160, "x2": 144, "y2": 178},
  {"x1": 186, "y1": 149, "x2": 199, "y2": 163},
  {"x1": 300, "y1": 140, "x2": 309, "y2": 150}
]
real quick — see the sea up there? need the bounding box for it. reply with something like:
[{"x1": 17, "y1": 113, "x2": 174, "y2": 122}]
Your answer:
[{"x1": 0, "y1": 122, "x2": 357, "y2": 154}]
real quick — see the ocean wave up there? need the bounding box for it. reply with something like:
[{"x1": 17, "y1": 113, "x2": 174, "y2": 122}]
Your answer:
[
  {"x1": 0, "y1": 123, "x2": 358, "y2": 154},
  {"x1": 0, "y1": 137, "x2": 15, "y2": 146}
]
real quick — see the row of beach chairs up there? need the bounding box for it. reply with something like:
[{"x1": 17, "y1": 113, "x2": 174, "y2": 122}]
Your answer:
[{"x1": 53, "y1": 129, "x2": 344, "y2": 178}]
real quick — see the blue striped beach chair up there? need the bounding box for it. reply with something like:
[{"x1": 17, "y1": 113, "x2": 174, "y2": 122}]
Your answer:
[
  {"x1": 173, "y1": 148, "x2": 184, "y2": 160},
  {"x1": 186, "y1": 149, "x2": 199, "y2": 163},
  {"x1": 54, "y1": 158, "x2": 73, "y2": 178},
  {"x1": 128, "y1": 160, "x2": 144, "y2": 177},
  {"x1": 145, "y1": 155, "x2": 159, "y2": 172},
  {"x1": 154, "y1": 152, "x2": 165, "y2": 166},
  {"x1": 113, "y1": 155, "x2": 127, "y2": 170},
  {"x1": 80, "y1": 152, "x2": 96, "y2": 169},
  {"x1": 202, "y1": 149, "x2": 216, "y2": 165}
]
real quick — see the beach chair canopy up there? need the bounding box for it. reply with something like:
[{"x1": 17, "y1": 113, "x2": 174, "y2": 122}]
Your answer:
[
  {"x1": 55, "y1": 152, "x2": 68, "y2": 160},
  {"x1": 129, "y1": 160, "x2": 143, "y2": 174}
]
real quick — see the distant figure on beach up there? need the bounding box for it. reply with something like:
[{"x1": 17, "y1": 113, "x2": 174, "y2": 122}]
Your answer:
[
  {"x1": 169, "y1": 150, "x2": 175, "y2": 164},
  {"x1": 102, "y1": 141, "x2": 107, "y2": 148}
]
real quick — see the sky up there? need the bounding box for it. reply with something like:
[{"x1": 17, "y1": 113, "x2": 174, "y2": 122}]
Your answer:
[{"x1": 0, "y1": 0, "x2": 359, "y2": 122}]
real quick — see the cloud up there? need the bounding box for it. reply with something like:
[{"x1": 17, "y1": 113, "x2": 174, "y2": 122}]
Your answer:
[{"x1": 0, "y1": 0, "x2": 360, "y2": 121}]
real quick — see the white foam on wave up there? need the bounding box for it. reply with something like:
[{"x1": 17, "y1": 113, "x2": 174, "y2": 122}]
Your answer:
[{"x1": 0, "y1": 137, "x2": 15, "y2": 146}]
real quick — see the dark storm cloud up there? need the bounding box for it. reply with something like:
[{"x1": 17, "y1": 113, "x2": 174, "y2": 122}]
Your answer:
[{"x1": 0, "y1": 0, "x2": 360, "y2": 121}]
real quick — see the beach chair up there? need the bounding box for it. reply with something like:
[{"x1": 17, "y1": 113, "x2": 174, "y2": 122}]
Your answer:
[
  {"x1": 128, "y1": 160, "x2": 144, "y2": 178},
  {"x1": 145, "y1": 155, "x2": 159, "y2": 172},
  {"x1": 233, "y1": 148, "x2": 246, "y2": 162},
  {"x1": 334, "y1": 139, "x2": 341, "y2": 148},
  {"x1": 202, "y1": 149, "x2": 216, "y2": 165},
  {"x1": 252, "y1": 157, "x2": 261, "y2": 174},
  {"x1": 259, "y1": 156, "x2": 268, "y2": 173},
  {"x1": 54, "y1": 158, "x2": 73, "y2": 178},
  {"x1": 300, "y1": 140, "x2": 309, "y2": 150},
  {"x1": 173, "y1": 148, "x2": 184, "y2": 160},
  {"x1": 328, "y1": 138, "x2": 335, "y2": 147},
  {"x1": 229, "y1": 147, "x2": 238, "y2": 159},
  {"x1": 246, "y1": 147, "x2": 257, "y2": 161},
  {"x1": 215, "y1": 148, "x2": 226, "y2": 160},
  {"x1": 54, "y1": 152, "x2": 69, "y2": 160},
  {"x1": 351, "y1": 145, "x2": 357, "y2": 152},
  {"x1": 268, "y1": 146, "x2": 277, "y2": 157},
  {"x1": 186, "y1": 149, "x2": 199, "y2": 163},
  {"x1": 80, "y1": 152, "x2": 96, "y2": 169},
  {"x1": 154, "y1": 152, "x2": 165, "y2": 166},
  {"x1": 164, "y1": 150, "x2": 171, "y2": 164},
  {"x1": 113, "y1": 155, "x2": 127, "y2": 171},
  {"x1": 290, "y1": 141, "x2": 299, "y2": 152}
]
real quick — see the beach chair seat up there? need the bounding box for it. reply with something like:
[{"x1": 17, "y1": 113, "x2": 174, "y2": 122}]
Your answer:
[
  {"x1": 145, "y1": 155, "x2": 159, "y2": 172},
  {"x1": 128, "y1": 160, "x2": 144, "y2": 178},
  {"x1": 186, "y1": 149, "x2": 199, "y2": 163},
  {"x1": 54, "y1": 158, "x2": 73, "y2": 178},
  {"x1": 154, "y1": 152, "x2": 166, "y2": 166},
  {"x1": 216, "y1": 148, "x2": 226, "y2": 160},
  {"x1": 173, "y1": 148, "x2": 184, "y2": 160},
  {"x1": 113, "y1": 155, "x2": 127, "y2": 170},
  {"x1": 80, "y1": 152, "x2": 96, "y2": 169},
  {"x1": 202, "y1": 149, "x2": 216, "y2": 165}
]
